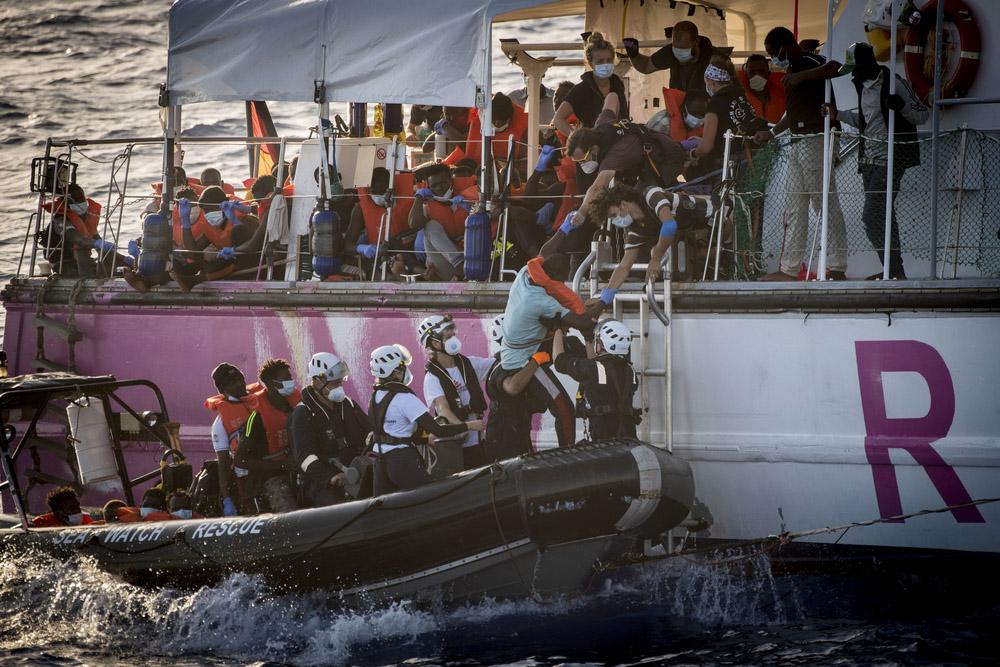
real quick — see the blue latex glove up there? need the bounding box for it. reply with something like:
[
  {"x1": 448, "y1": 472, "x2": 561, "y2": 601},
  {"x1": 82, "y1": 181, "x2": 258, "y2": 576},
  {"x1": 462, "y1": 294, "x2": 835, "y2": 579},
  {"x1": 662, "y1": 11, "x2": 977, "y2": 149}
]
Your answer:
[
  {"x1": 680, "y1": 137, "x2": 701, "y2": 152},
  {"x1": 92, "y1": 239, "x2": 115, "y2": 253},
  {"x1": 127, "y1": 239, "x2": 140, "y2": 259},
  {"x1": 414, "y1": 229, "x2": 426, "y2": 263},
  {"x1": 451, "y1": 195, "x2": 472, "y2": 210},
  {"x1": 357, "y1": 243, "x2": 377, "y2": 259},
  {"x1": 534, "y1": 144, "x2": 558, "y2": 173},
  {"x1": 599, "y1": 287, "x2": 618, "y2": 306},
  {"x1": 535, "y1": 202, "x2": 555, "y2": 228},
  {"x1": 433, "y1": 118, "x2": 448, "y2": 134},
  {"x1": 414, "y1": 187, "x2": 434, "y2": 199},
  {"x1": 120, "y1": 255, "x2": 135, "y2": 269},
  {"x1": 558, "y1": 210, "x2": 578, "y2": 235},
  {"x1": 219, "y1": 200, "x2": 251, "y2": 225},
  {"x1": 177, "y1": 198, "x2": 192, "y2": 229},
  {"x1": 217, "y1": 246, "x2": 235, "y2": 261},
  {"x1": 222, "y1": 496, "x2": 238, "y2": 517}
]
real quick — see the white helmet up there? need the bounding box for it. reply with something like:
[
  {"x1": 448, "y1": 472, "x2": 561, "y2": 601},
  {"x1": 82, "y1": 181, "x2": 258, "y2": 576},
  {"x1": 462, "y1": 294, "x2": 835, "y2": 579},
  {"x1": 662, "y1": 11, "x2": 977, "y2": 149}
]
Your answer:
[
  {"x1": 417, "y1": 315, "x2": 455, "y2": 346},
  {"x1": 488, "y1": 314, "x2": 505, "y2": 344},
  {"x1": 370, "y1": 344, "x2": 412, "y2": 378},
  {"x1": 645, "y1": 109, "x2": 671, "y2": 136},
  {"x1": 308, "y1": 352, "x2": 348, "y2": 381},
  {"x1": 597, "y1": 320, "x2": 632, "y2": 356}
]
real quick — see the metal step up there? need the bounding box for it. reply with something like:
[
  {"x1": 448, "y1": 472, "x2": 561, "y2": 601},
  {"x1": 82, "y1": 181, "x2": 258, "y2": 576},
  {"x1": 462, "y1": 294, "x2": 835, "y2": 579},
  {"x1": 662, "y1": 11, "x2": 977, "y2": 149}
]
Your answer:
[
  {"x1": 26, "y1": 469, "x2": 75, "y2": 487},
  {"x1": 34, "y1": 358, "x2": 69, "y2": 373},
  {"x1": 33, "y1": 315, "x2": 82, "y2": 343}
]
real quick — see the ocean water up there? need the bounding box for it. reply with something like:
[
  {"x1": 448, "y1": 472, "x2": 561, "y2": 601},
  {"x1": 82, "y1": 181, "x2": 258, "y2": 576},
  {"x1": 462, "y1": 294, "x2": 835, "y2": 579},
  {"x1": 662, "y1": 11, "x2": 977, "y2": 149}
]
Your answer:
[{"x1": 1, "y1": 2, "x2": 998, "y2": 665}]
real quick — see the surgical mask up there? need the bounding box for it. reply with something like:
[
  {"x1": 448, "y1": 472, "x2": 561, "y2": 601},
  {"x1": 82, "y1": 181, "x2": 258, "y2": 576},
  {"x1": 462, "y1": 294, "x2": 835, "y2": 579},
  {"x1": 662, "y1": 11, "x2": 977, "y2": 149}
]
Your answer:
[
  {"x1": 433, "y1": 188, "x2": 454, "y2": 202},
  {"x1": 672, "y1": 46, "x2": 693, "y2": 63},
  {"x1": 371, "y1": 194, "x2": 388, "y2": 207},
  {"x1": 580, "y1": 160, "x2": 599, "y2": 175},
  {"x1": 205, "y1": 210, "x2": 225, "y2": 227},
  {"x1": 327, "y1": 386, "x2": 346, "y2": 403},
  {"x1": 610, "y1": 213, "x2": 633, "y2": 229},
  {"x1": 593, "y1": 63, "x2": 614, "y2": 79},
  {"x1": 771, "y1": 52, "x2": 789, "y2": 70},
  {"x1": 749, "y1": 75, "x2": 768, "y2": 92},
  {"x1": 403, "y1": 369, "x2": 413, "y2": 386},
  {"x1": 493, "y1": 120, "x2": 509, "y2": 132},
  {"x1": 67, "y1": 513, "x2": 84, "y2": 525},
  {"x1": 705, "y1": 84, "x2": 716, "y2": 97},
  {"x1": 140, "y1": 507, "x2": 156, "y2": 518},
  {"x1": 173, "y1": 509, "x2": 193, "y2": 520},
  {"x1": 684, "y1": 111, "x2": 704, "y2": 128},
  {"x1": 443, "y1": 336, "x2": 462, "y2": 356},
  {"x1": 277, "y1": 380, "x2": 296, "y2": 397},
  {"x1": 70, "y1": 201, "x2": 88, "y2": 216}
]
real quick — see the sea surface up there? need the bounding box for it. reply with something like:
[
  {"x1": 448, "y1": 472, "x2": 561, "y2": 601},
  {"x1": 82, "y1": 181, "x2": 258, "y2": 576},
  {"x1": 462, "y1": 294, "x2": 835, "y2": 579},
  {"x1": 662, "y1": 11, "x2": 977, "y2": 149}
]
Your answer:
[{"x1": 1, "y1": 2, "x2": 998, "y2": 666}]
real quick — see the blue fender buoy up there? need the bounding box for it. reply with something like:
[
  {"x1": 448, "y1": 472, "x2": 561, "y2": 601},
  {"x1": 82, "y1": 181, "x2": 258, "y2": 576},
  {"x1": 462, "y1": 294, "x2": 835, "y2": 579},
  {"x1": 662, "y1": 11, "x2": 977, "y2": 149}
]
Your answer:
[
  {"x1": 463, "y1": 211, "x2": 491, "y2": 280},
  {"x1": 311, "y1": 202, "x2": 341, "y2": 279},
  {"x1": 138, "y1": 213, "x2": 170, "y2": 277}
]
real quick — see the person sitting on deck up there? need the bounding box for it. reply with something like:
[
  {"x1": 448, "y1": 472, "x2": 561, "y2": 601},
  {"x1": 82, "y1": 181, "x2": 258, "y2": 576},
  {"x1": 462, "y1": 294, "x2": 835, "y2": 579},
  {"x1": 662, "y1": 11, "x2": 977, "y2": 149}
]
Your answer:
[
  {"x1": 234, "y1": 358, "x2": 301, "y2": 513},
  {"x1": 465, "y1": 92, "x2": 529, "y2": 179},
  {"x1": 205, "y1": 363, "x2": 258, "y2": 517},
  {"x1": 139, "y1": 487, "x2": 174, "y2": 521},
  {"x1": 408, "y1": 162, "x2": 472, "y2": 281},
  {"x1": 345, "y1": 167, "x2": 418, "y2": 277},
  {"x1": 199, "y1": 167, "x2": 237, "y2": 197},
  {"x1": 31, "y1": 486, "x2": 94, "y2": 527},
  {"x1": 39, "y1": 183, "x2": 121, "y2": 277},
  {"x1": 505, "y1": 144, "x2": 581, "y2": 260},
  {"x1": 169, "y1": 185, "x2": 260, "y2": 292},
  {"x1": 424, "y1": 106, "x2": 472, "y2": 157},
  {"x1": 288, "y1": 352, "x2": 370, "y2": 507}
]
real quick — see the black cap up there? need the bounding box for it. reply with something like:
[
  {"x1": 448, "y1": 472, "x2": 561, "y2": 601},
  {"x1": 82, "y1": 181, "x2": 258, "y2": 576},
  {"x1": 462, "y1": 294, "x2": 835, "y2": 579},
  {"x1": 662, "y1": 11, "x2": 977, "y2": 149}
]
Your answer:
[{"x1": 211, "y1": 363, "x2": 244, "y2": 393}]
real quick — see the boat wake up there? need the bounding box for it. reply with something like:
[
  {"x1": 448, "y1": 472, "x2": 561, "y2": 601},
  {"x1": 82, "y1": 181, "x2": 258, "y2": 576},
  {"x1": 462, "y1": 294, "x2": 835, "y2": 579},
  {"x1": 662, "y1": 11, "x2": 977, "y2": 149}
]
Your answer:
[{"x1": 0, "y1": 544, "x2": 803, "y2": 665}]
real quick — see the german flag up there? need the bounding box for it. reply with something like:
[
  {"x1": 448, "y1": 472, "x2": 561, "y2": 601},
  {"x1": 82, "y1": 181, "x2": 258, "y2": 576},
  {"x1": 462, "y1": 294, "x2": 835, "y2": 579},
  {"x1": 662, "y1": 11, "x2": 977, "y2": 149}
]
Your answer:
[{"x1": 246, "y1": 100, "x2": 279, "y2": 179}]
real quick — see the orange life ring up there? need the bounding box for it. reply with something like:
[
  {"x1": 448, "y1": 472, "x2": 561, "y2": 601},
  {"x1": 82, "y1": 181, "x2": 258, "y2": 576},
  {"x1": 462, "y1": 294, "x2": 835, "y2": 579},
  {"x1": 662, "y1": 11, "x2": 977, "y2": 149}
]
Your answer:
[{"x1": 903, "y1": 0, "x2": 980, "y2": 103}]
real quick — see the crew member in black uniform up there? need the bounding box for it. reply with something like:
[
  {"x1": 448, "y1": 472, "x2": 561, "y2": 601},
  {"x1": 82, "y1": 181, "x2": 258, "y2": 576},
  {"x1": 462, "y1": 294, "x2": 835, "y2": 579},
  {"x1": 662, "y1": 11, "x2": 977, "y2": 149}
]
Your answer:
[
  {"x1": 288, "y1": 351, "x2": 370, "y2": 507},
  {"x1": 553, "y1": 320, "x2": 639, "y2": 441},
  {"x1": 368, "y1": 344, "x2": 484, "y2": 495}
]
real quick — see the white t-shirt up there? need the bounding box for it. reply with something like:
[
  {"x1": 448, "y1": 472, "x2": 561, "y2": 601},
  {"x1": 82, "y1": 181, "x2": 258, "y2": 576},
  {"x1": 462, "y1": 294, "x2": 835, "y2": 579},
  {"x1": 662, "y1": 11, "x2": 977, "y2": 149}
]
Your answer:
[
  {"x1": 210, "y1": 416, "x2": 229, "y2": 453},
  {"x1": 374, "y1": 389, "x2": 429, "y2": 454},
  {"x1": 423, "y1": 355, "x2": 494, "y2": 448}
]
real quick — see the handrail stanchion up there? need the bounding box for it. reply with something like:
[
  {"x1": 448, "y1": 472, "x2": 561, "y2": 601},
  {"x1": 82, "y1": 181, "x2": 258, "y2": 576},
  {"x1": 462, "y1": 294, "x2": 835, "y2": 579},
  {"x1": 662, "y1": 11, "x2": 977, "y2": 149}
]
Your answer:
[
  {"x1": 26, "y1": 138, "x2": 53, "y2": 277},
  {"x1": 714, "y1": 130, "x2": 734, "y2": 280},
  {"x1": 882, "y1": 0, "x2": 899, "y2": 281},
  {"x1": 55, "y1": 147, "x2": 74, "y2": 276},
  {"x1": 950, "y1": 128, "x2": 969, "y2": 278},
  {"x1": 638, "y1": 292, "x2": 650, "y2": 443},
  {"x1": 929, "y1": 0, "x2": 945, "y2": 279},
  {"x1": 664, "y1": 254, "x2": 673, "y2": 453},
  {"x1": 571, "y1": 248, "x2": 597, "y2": 297},
  {"x1": 258, "y1": 137, "x2": 287, "y2": 281},
  {"x1": 497, "y1": 134, "x2": 517, "y2": 280},
  {"x1": 817, "y1": 0, "x2": 835, "y2": 281},
  {"x1": 373, "y1": 137, "x2": 399, "y2": 281}
]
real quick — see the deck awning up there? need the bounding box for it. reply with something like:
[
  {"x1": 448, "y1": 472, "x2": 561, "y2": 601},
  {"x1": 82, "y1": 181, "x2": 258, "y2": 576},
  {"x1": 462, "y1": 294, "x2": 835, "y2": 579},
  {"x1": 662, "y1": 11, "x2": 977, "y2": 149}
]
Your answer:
[{"x1": 166, "y1": 0, "x2": 549, "y2": 107}]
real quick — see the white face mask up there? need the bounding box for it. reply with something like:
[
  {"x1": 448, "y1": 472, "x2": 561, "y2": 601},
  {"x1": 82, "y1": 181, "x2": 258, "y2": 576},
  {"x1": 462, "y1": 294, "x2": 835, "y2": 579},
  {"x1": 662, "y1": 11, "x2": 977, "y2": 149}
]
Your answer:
[
  {"x1": 67, "y1": 513, "x2": 84, "y2": 525},
  {"x1": 327, "y1": 385, "x2": 346, "y2": 403},
  {"x1": 580, "y1": 160, "x2": 599, "y2": 175},
  {"x1": 403, "y1": 369, "x2": 413, "y2": 386},
  {"x1": 672, "y1": 46, "x2": 693, "y2": 63},
  {"x1": 433, "y1": 187, "x2": 454, "y2": 203},
  {"x1": 205, "y1": 210, "x2": 225, "y2": 227},
  {"x1": 173, "y1": 509, "x2": 193, "y2": 520},
  {"x1": 140, "y1": 507, "x2": 156, "y2": 518},
  {"x1": 371, "y1": 194, "x2": 388, "y2": 208},
  {"x1": 443, "y1": 336, "x2": 462, "y2": 356},
  {"x1": 705, "y1": 84, "x2": 716, "y2": 98},
  {"x1": 684, "y1": 111, "x2": 704, "y2": 128},
  {"x1": 493, "y1": 120, "x2": 509, "y2": 132},
  {"x1": 593, "y1": 63, "x2": 615, "y2": 79},
  {"x1": 749, "y1": 74, "x2": 768, "y2": 92},
  {"x1": 70, "y1": 201, "x2": 89, "y2": 216},
  {"x1": 277, "y1": 380, "x2": 296, "y2": 397},
  {"x1": 610, "y1": 213, "x2": 634, "y2": 229}
]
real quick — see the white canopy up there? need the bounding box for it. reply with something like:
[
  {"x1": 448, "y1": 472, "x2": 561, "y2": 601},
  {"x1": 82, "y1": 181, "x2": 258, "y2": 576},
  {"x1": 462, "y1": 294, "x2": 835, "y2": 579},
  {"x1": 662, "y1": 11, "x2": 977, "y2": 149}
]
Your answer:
[{"x1": 167, "y1": 0, "x2": 546, "y2": 107}]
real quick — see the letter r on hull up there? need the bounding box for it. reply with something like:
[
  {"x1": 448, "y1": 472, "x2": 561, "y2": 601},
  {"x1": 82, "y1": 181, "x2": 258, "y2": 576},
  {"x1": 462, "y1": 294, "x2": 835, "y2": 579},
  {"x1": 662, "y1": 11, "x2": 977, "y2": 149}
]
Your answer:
[{"x1": 855, "y1": 340, "x2": 984, "y2": 523}]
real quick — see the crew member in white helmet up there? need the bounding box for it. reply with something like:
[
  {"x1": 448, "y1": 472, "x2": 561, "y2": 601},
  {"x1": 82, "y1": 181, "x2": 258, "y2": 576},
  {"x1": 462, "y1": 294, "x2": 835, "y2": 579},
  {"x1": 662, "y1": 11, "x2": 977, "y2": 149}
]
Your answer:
[
  {"x1": 288, "y1": 352, "x2": 370, "y2": 507},
  {"x1": 369, "y1": 344, "x2": 484, "y2": 495},
  {"x1": 417, "y1": 315, "x2": 495, "y2": 470},
  {"x1": 553, "y1": 320, "x2": 639, "y2": 441}
]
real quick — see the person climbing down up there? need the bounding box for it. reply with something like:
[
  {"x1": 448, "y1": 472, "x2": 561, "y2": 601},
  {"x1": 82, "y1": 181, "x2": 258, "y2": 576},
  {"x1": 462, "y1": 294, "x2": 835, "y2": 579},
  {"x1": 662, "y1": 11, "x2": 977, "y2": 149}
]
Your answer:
[
  {"x1": 553, "y1": 321, "x2": 639, "y2": 441},
  {"x1": 204, "y1": 362, "x2": 258, "y2": 516},
  {"x1": 369, "y1": 344, "x2": 483, "y2": 495}
]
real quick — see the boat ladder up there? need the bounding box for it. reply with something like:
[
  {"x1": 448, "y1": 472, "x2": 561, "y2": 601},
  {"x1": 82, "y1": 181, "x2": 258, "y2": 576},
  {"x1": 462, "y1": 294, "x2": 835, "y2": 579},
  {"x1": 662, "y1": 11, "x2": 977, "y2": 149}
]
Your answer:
[{"x1": 33, "y1": 276, "x2": 85, "y2": 373}]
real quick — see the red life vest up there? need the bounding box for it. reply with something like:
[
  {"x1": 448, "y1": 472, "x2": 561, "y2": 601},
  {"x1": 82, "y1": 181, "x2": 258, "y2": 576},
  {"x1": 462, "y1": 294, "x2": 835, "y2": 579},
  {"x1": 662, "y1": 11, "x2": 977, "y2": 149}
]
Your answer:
[
  {"x1": 465, "y1": 103, "x2": 529, "y2": 164},
  {"x1": 357, "y1": 172, "x2": 416, "y2": 244},
  {"x1": 172, "y1": 207, "x2": 235, "y2": 250},
  {"x1": 247, "y1": 388, "x2": 302, "y2": 458},
  {"x1": 420, "y1": 175, "x2": 477, "y2": 239},
  {"x1": 660, "y1": 88, "x2": 704, "y2": 142},
  {"x1": 141, "y1": 510, "x2": 176, "y2": 522},
  {"x1": 42, "y1": 197, "x2": 101, "y2": 239},
  {"x1": 115, "y1": 507, "x2": 142, "y2": 523},
  {"x1": 552, "y1": 157, "x2": 580, "y2": 232},
  {"x1": 30, "y1": 512, "x2": 94, "y2": 527},
  {"x1": 736, "y1": 71, "x2": 787, "y2": 125},
  {"x1": 205, "y1": 383, "x2": 262, "y2": 452}
]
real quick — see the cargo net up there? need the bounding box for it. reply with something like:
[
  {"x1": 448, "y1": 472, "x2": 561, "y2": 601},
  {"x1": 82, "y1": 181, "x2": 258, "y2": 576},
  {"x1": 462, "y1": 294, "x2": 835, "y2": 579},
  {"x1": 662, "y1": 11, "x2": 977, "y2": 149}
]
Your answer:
[{"x1": 727, "y1": 129, "x2": 1000, "y2": 280}]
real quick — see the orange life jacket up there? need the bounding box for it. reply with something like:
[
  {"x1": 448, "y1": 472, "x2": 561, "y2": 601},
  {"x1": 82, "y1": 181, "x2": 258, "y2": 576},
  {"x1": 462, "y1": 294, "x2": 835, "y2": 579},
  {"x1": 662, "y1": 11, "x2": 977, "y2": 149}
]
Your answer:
[
  {"x1": 115, "y1": 507, "x2": 142, "y2": 523},
  {"x1": 205, "y1": 383, "x2": 262, "y2": 452},
  {"x1": 552, "y1": 157, "x2": 580, "y2": 233},
  {"x1": 660, "y1": 88, "x2": 703, "y2": 142},
  {"x1": 420, "y1": 175, "x2": 477, "y2": 239},
  {"x1": 30, "y1": 512, "x2": 94, "y2": 528},
  {"x1": 42, "y1": 197, "x2": 101, "y2": 239},
  {"x1": 247, "y1": 388, "x2": 301, "y2": 458},
  {"x1": 466, "y1": 103, "x2": 529, "y2": 164},
  {"x1": 526, "y1": 256, "x2": 585, "y2": 315},
  {"x1": 736, "y1": 70, "x2": 787, "y2": 125},
  {"x1": 172, "y1": 207, "x2": 235, "y2": 250},
  {"x1": 357, "y1": 172, "x2": 415, "y2": 244},
  {"x1": 141, "y1": 510, "x2": 176, "y2": 522}
]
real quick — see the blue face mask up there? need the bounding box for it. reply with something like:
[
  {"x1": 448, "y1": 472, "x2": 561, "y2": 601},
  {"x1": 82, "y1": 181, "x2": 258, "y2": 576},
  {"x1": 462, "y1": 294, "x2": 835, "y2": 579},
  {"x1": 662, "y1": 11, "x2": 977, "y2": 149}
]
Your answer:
[
  {"x1": 173, "y1": 509, "x2": 193, "y2": 520},
  {"x1": 70, "y1": 201, "x2": 89, "y2": 216},
  {"x1": 593, "y1": 63, "x2": 615, "y2": 79}
]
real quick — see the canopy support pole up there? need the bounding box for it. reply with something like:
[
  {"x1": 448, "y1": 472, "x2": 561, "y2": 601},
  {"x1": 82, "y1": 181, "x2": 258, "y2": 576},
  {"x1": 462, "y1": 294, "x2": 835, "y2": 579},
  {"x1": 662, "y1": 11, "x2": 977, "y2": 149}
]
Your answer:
[{"x1": 881, "y1": 0, "x2": 899, "y2": 280}]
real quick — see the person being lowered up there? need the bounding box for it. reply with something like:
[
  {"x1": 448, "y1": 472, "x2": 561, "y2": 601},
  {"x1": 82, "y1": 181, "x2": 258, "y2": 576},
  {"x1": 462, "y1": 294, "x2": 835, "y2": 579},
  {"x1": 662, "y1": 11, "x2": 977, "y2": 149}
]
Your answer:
[{"x1": 368, "y1": 344, "x2": 483, "y2": 495}]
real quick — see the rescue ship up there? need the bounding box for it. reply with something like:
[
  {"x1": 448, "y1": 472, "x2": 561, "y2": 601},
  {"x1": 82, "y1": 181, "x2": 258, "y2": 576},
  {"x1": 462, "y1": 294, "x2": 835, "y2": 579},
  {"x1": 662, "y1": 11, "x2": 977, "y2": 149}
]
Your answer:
[{"x1": 1, "y1": 0, "x2": 999, "y2": 592}]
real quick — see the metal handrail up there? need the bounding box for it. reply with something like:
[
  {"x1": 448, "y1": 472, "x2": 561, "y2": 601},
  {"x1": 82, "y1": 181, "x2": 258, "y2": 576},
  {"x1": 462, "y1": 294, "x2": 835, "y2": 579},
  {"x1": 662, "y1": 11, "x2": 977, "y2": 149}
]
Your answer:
[
  {"x1": 571, "y1": 249, "x2": 597, "y2": 297},
  {"x1": 646, "y1": 280, "x2": 670, "y2": 327}
]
